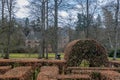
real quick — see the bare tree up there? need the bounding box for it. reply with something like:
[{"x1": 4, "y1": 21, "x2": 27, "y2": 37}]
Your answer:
[
  {"x1": 102, "y1": 7, "x2": 114, "y2": 49},
  {"x1": 75, "y1": 0, "x2": 98, "y2": 38},
  {"x1": 40, "y1": 0, "x2": 46, "y2": 58},
  {"x1": 0, "y1": 0, "x2": 6, "y2": 57},
  {"x1": 113, "y1": 0, "x2": 119, "y2": 60},
  {"x1": 1, "y1": 0, "x2": 5, "y2": 28},
  {"x1": 45, "y1": 0, "x2": 49, "y2": 59},
  {"x1": 102, "y1": 0, "x2": 120, "y2": 59},
  {"x1": 54, "y1": 0, "x2": 58, "y2": 59},
  {"x1": 54, "y1": 0, "x2": 62, "y2": 59},
  {"x1": 86, "y1": 0, "x2": 89, "y2": 38},
  {"x1": 38, "y1": 0, "x2": 49, "y2": 59},
  {"x1": 4, "y1": 0, "x2": 16, "y2": 59}
]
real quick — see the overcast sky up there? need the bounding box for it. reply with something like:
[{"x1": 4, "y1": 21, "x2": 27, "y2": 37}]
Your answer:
[
  {"x1": 16, "y1": 0, "x2": 29, "y2": 18},
  {"x1": 15, "y1": 0, "x2": 113, "y2": 19}
]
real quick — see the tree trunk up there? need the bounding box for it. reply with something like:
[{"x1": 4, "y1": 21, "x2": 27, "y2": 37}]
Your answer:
[
  {"x1": 113, "y1": 0, "x2": 119, "y2": 60},
  {"x1": 1, "y1": 0, "x2": 5, "y2": 27},
  {"x1": 45, "y1": 0, "x2": 48, "y2": 59},
  {"x1": 85, "y1": 0, "x2": 89, "y2": 38},
  {"x1": 1, "y1": 0, "x2": 5, "y2": 58},
  {"x1": 54, "y1": 0, "x2": 58, "y2": 59},
  {"x1": 107, "y1": 32, "x2": 113, "y2": 49},
  {"x1": 4, "y1": 0, "x2": 13, "y2": 59},
  {"x1": 39, "y1": 0, "x2": 45, "y2": 59}
]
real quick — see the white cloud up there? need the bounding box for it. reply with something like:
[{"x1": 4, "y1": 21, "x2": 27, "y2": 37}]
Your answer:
[
  {"x1": 58, "y1": 10, "x2": 78, "y2": 20},
  {"x1": 75, "y1": 5, "x2": 82, "y2": 9},
  {"x1": 17, "y1": 0, "x2": 29, "y2": 6},
  {"x1": 15, "y1": 0, "x2": 29, "y2": 18},
  {"x1": 16, "y1": 8, "x2": 29, "y2": 18},
  {"x1": 59, "y1": 11, "x2": 68, "y2": 18}
]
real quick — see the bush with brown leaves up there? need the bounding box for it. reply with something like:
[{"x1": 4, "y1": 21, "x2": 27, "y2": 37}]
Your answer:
[
  {"x1": 64, "y1": 39, "x2": 108, "y2": 67},
  {"x1": 0, "y1": 66, "x2": 33, "y2": 80}
]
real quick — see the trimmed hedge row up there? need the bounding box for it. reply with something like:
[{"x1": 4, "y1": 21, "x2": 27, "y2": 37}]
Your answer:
[
  {"x1": 0, "y1": 66, "x2": 33, "y2": 80},
  {"x1": 37, "y1": 66, "x2": 91, "y2": 80},
  {"x1": 100, "y1": 71, "x2": 120, "y2": 80},
  {"x1": 37, "y1": 66, "x2": 59, "y2": 80},
  {"x1": 67, "y1": 67, "x2": 120, "y2": 71},
  {"x1": 37, "y1": 66, "x2": 120, "y2": 80},
  {"x1": 56, "y1": 74, "x2": 91, "y2": 80},
  {"x1": 0, "y1": 59, "x2": 66, "y2": 69},
  {"x1": 66, "y1": 67, "x2": 120, "y2": 80},
  {"x1": 0, "y1": 66, "x2": 11, "y2": 74}
]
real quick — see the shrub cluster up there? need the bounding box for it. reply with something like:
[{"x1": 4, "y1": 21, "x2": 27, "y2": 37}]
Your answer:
[
  {"x1": 10, "y1": 46, "x2": 39, "y2": 53},
  {"x1": 64, "y1": 39, "x2": 109, "y2": 67},
  {"x1": 109, "y1": 49, "x2": 120, "y2": 58}
]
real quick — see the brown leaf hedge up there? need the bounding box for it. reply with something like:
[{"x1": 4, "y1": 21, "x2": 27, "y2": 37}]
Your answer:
[
  {"x1": 64, "y1": 39, "x2": 108, "y2": 67},
  {"x1": 37, "y1": 66, "x2": 59, "y2": 80},
  {"x1": 0, "y1": 66, "x2": 11, "y2": 74},
  {"x1": 0, "y1": 66, "x2": 33, "y2": 80}
]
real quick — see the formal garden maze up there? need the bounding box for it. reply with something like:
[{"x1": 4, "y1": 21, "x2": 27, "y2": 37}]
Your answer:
[{"x1": 0, "y1": 39, "x2": 120, "y2": 80}]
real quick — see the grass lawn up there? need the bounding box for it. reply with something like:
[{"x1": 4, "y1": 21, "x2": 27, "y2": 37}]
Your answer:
[
  {"x1": 0, "y1": 53, "x2": 64, "y2": 59},
  {"x1": 109, "y1": 57, "x2": 120, "y2": 61},
  {"x1": 0, "y1": 53, "x2": 120, "y2": 61}
]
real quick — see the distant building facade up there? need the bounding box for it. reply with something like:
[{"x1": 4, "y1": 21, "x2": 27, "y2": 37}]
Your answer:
[
  {"x1": 25, "y1": 28, "x2": 41, "y2": 48},
  {"x1": 25, "y1": 27, "x2": 71, "y2": 52}
]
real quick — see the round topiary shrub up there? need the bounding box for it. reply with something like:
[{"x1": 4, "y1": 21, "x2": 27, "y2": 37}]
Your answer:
[{"x1": 64, "y1": 39, "x2": 108, "y2": 67}]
